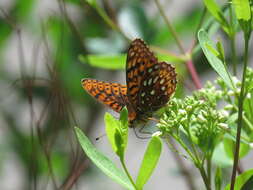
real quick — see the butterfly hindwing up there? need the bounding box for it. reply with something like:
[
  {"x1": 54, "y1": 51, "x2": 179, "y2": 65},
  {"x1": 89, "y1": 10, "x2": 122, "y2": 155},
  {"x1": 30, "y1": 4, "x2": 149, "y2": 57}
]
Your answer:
[
  {"x1": 137, "y1": 62, "x2": 177, "y2": 112},
  {"x1": 81, "y1": 79, "x2": 128, "y2": 113}
]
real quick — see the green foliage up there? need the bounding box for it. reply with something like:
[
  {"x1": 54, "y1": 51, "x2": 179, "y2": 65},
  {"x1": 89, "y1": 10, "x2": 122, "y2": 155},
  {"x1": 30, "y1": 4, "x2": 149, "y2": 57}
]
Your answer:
[
  {"x1": 2, "y1": 0, "x2": 253, "y2": 189},
  {"x1": 203, "y1": 0, "x2": 230, "y2": 34},
  {"x1": 75, "y1": 127, "x2": 134, "y2": 189},
  {"x1": 136, "y1": 136, "x2": 162, "y2": 189},
  {"x1": 215, "y1": 167, "x2": 222, "y2": 190},
  {"x1": 225, "y1": 169, "x2": 253, "y2": 190},
  {"x1": 232, "y1": 0, "x2": 251, "y2": 21},
  {"x1": 105, "y1": 107, "x2": 128, "y2": 158},
  {"x1": 79, "y1": 53, "x2": 184, "y2": 70},
  {"x1": 158, "y1": 81, "x2": 228, "y2": 155},
  {"x1": 198, "y1": 29, "x2": 234, "y2": 89}
]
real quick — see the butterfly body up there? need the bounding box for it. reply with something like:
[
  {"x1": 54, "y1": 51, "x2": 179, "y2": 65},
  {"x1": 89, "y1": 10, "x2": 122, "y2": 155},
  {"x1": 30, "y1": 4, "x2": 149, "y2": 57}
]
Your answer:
[{"x1": 82, "y1": 39, "x2": 177, "y2": 127}]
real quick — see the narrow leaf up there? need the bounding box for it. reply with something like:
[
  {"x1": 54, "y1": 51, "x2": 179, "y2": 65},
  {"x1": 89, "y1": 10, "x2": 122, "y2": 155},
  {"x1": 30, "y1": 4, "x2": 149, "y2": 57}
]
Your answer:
[
  {"x1": 79, "y1": 53, "x2": 182, "y2": 70},
  {"x1": 75, "y1": 127, "x2": 134, "y2": 190},
  {"x1": 119, "y1": 107, "x2": 129, "y2": 155},
  {"x1": 241, "y1": 175, "x2": 253, "y2": 190},
  {"x1": 105, "y1": 113, "x2": 120, "y2": 154},
  {"x1": 215, "y1": 167, "x2": 222, "y2": 190},
  {"x1": 84, "y1": 0, "x2": 97, "y2": 7},
  {"x1": 198, "y1": 29, "x2": 234, "y2": 89},
  {"x1": 203, "y1": 0, "x2": 230, "y2": 34},
  {"x1": 225, "y1": 169, "x2": 253, "y2": 190},
  {"x1": 136, "y1": 136, "x2": 162, "y2": 189},
  {"x1": 232, "y1": 0, "x2": 251, "y2": 21},
  {"x1": 79, "y1": 54, "x2": 125, "y2": 70}
]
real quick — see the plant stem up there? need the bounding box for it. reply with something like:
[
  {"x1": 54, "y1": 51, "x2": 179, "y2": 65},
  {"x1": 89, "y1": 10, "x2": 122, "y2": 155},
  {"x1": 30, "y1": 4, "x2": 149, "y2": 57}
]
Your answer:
[
  {"x1": 186, "y1": 59, "x2": 202, "y2": 89},
  {"x1": 230, "y1": 34, "x2": 250, "y2": 190},
  {"x1": 93, "y1": 4, "x2": 130, "y2": 41},
  {"x1": 154, "y1": 0, "x2": 185, "y2": 53},
  {"x1": 154, "y1": 0, "x2": 202, "y2": 89},
  {"x1": 230, "y1": 36, "x2": 237, "y2": 76},
  {"x1": 206, "y1": 154, "x2": 212, "y2": 187},
  {"x1": 199, "y1": 167, "x2": 211, "y2": 190},
  {"x1": 229, "y1": 6, "x2": 237, "y2": 76},
  {"x1": 120, "y1": 157, "x2": 138, "y2": 190}
]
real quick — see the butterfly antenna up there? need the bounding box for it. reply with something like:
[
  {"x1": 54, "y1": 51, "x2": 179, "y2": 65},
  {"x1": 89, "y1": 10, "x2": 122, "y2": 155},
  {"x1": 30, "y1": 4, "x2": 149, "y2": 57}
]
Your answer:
[{"x1": 95, "y1": 133, "x2": 106, "y2": 141}]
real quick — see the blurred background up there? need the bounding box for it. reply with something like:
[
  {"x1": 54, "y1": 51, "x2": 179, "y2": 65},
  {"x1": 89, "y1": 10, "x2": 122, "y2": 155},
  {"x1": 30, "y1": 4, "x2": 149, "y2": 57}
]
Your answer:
[{"x1": 0, "y1": 0, "x2": 252, "y2": 189}]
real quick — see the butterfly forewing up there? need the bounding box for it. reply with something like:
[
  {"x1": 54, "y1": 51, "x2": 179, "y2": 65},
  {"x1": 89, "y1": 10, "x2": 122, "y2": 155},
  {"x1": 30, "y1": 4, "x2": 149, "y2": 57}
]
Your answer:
[
  {"x1": 126, "y1": 39, "x2": 158, "y2": 108},
  {"x1": 82, "y1": 79, "x2": 128, "y2": 113}
]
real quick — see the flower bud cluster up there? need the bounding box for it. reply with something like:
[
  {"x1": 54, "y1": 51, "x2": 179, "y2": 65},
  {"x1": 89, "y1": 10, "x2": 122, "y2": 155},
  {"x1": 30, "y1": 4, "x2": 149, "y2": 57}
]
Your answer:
[{"x1": 157, "y1": 83, "x2": 229, "y2": 152}]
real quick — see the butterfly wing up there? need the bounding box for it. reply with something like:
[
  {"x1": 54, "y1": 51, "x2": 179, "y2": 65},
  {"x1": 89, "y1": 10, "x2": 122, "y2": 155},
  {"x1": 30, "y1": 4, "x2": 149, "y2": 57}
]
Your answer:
[
  {"x1": 137, "y1": 62, "x2": 177, "y2": 113},
  {"x1": 81, "y1": 79, "x2": 128, "y2": 113},
  {"x1": 126, "y1": 39, "x2": 157, "y2": 108}
]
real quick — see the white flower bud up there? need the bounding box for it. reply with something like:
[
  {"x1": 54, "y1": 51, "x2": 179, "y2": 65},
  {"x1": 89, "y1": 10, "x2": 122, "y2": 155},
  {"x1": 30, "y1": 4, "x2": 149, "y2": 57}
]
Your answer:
[
  {"x1": 228, "y1": 90, "x2": 234, "y2": 96},
  {"x1": 199, "y1": 100, "x2": 205, "y2": 105},
  {"x1": 224, "y1": 104, "x2": 233, "y2": 110},
  {"x1": 246, "y1": 93, "x2": 251, "y2": 99},
  {"x1": 219, "y1": 110, "x2": 229, "y2": 118},
  {"x1": 232, "y1": 77, "x2": 240, "y2": 86},
  {"x1": 218, "y1": 123, "x2": 229, "y2": 130},
  {"x1": 186, "y1": 105, "x2": 192, "y2": 112},
  {"x1": 152, "y1": 131, "x2": 163, "y2": 137},
  {"x1": 178, "y1": 109, "x2": 187, "y2": 116},
  {"x1": 197, "y1": 114, "x2": 207, "y2": 123}
]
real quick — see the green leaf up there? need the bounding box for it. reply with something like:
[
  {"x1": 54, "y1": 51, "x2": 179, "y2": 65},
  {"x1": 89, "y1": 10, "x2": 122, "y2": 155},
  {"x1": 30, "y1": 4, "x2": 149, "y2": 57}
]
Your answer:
[
  {"x1": 225, "y1": 169, "x2": 253, "y2": 190},
  {"x1": 136, "y1": 136, "x2": 162, "y2": 189},
  {"x1": 105, "y1": 109, "x2": 129, "y2": 158},
  {"x1": 114, "y1": 129, "x2": 124, "y2": 158},
  {"x1": 79, "y1": 54, "x2": 125, "y2": 70},
  {"x1": 198, "y1": 29, "x2": 234, "y2": 89},
  {"x1": 241, "y1": 175, "x2": 253, "y2": 190},
  {"x1": 223, "y1": 137, "x2": 250, "y2": 159},
  {"x1": 215, "y1": 167, "x2": 222, "y2": 190},
  {"x1": 79, "y1": 53, "x2": 182, "y2": 70},
  {"x1": 216, "y1": 40, "x2": 225, "y2": 62},
  {"x1": 74, "y1": 127, "x2": 134, "y2": 190},
  {"x1": 84, "y1": 0, "x2": 97, "y2": 7},
  {"x1": 203, "y1": 0, "x2": 230, "y2": 34},
  {"x1": 105, "y1": 113, "x2": 120, "y2": 154},
  {"x1": 213, "y1": 142, "x2": 233, "y2": 167},
  {"x1": 232, "y1": 0, "x2": 251, "y2": 21},
  {"x1": 119, "y1": 107, "x2": 129, "y2": 154}
]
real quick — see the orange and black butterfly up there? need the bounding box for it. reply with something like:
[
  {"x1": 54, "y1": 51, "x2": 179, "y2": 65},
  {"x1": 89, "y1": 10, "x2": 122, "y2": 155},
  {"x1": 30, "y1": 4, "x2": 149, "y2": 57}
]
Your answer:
[{"x1": 82, "y1": 39, "x2": 177, "y2": 127}]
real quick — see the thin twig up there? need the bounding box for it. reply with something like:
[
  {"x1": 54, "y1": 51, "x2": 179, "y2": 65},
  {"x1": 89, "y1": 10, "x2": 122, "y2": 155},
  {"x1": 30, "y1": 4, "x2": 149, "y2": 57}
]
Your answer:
[
  {"x1": 154, "y1": 0, "x2": 202, "y2": 89},
  {"x1": 230, "y1": 34, "x2": 250, "y2": 190}
]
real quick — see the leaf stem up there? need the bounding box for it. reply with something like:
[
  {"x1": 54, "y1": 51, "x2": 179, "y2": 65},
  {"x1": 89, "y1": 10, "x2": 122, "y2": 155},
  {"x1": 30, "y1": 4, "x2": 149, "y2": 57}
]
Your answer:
[
  {"x1": 199, "y1": 167, "x2": 211, "y2": 190},
  {"x1": 154, "y1": 0, "x2": 185, "y2": 53},
  {"x1": 230, "y1": 33, "x2": 250, "y2": 190},
  {"x1": 229, "y1": 6, "x2": 237, "y2": 76},
  {"x1": 92, "y1": 3, "x2": 130, "y2": 41},
  {"x1": 120, "y1": 157, "x2": 138, "y2": 190},
  {"x1": 206, "y1": 153, "x2": 212, "y2": 187}
]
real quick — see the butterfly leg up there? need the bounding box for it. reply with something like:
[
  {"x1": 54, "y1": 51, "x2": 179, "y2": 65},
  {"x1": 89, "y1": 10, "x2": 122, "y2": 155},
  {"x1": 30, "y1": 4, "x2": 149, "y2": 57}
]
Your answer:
[{"x1": 133, "y1": 127, "x2": 150, "y2": 139}]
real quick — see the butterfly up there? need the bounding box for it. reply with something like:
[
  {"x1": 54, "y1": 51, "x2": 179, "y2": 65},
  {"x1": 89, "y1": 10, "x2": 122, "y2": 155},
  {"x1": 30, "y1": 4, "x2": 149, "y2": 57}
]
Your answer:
[{"x1": 82, "y1": 39, "x2": 177, "y2": 127}]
